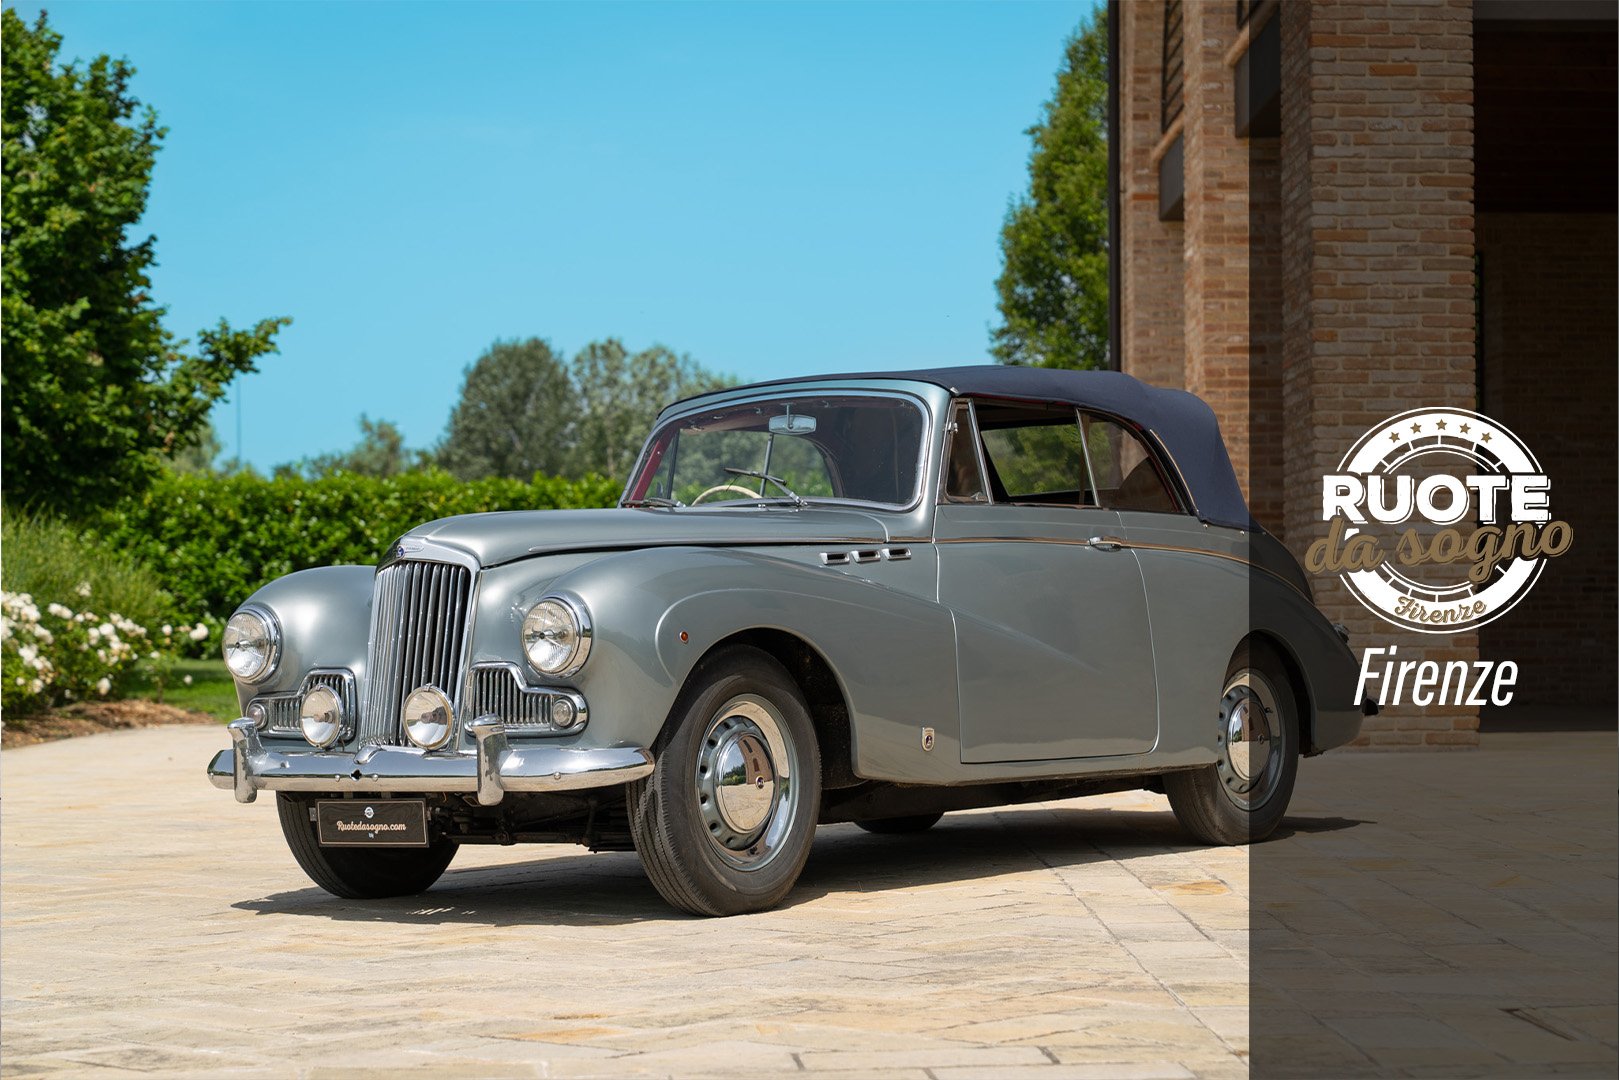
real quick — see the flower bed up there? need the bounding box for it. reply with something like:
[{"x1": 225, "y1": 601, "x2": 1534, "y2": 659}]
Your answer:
[{"x1": 1, "y1": 588, "x2": 208, "y2": 717}]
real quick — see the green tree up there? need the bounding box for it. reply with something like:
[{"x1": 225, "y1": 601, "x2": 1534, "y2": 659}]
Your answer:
[
  {"x1": 303, "y1": 415, "x2": 423, "y2": 478},
  {"x1": 991, "y1": 10, "x2": 1109, "y2": 371},
  {"x1": 569, "y1": 340, "x2": 733, "y2": 482},
  {"x1": 1, "y1": 10, "x2": 287, "y2": 512},
  {"x1": 165, "y1": 419, "x2": 222, "y2": 475},
  {"x1": 437, "y1": 338, "x2": 577, "y2": 480}
]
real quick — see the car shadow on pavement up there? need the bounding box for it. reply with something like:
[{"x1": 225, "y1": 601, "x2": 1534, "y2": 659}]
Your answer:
[{"x1": 231, "y1": 804, "x2": 1367, "y2": 926}]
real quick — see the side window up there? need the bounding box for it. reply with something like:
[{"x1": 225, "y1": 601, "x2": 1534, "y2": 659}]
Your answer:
[
  {"x1": 1083, "y1": 414, "x2": 1181, "y2": 513},
  {"x1": 974, "y1": 402, "x2": 1094, "y2": 507},
  {"x1": 942, "y1": 401, "x2": 988, "y2": 503}
]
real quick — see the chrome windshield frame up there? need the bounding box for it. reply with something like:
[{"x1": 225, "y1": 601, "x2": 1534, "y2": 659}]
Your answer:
[{"x1": 621, "y1": 388, "x2": 935, "y2": 515}]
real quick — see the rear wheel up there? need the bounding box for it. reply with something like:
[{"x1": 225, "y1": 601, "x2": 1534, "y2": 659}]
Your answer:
[
  {"x1": 628, "y1": 645, "x2": 821, "y2": 916},
  {"x1": 855, "y1": 813, "x2": 943, "y2": 834},
  {"x1": 276, "y1": 794, "x2": 458, "y2": 899},
  {"x1": 1165, "y1": 639, "x2": 1300, "y2": 846}
]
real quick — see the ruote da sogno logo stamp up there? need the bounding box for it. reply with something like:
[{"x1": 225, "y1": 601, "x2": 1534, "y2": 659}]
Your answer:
[{"x1": 1307, "y1": 407, "x2": 1573, "y2": 635}]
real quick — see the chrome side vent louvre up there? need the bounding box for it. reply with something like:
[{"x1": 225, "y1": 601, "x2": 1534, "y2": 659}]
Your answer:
[
  {"x1": 821, "y1": 546, "x2": 912, "y2": 567},
  {"x1": 362, "y1": 560, "x2": 473, "y2": 745}
]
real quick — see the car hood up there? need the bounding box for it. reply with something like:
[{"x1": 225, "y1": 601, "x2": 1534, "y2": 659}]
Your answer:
[{"x1": 401, "y1": 506, "x2": 894, "y2": 568}]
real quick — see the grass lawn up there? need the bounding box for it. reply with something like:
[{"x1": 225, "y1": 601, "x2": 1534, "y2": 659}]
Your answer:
[{"x1": 127, "y1": 658, "x2": 239, "y2": 722}]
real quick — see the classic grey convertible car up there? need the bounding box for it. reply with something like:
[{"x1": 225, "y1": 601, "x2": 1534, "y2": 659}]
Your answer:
[{"x1": 208, "y1": 367, "x2": 1364, "y2": 915}]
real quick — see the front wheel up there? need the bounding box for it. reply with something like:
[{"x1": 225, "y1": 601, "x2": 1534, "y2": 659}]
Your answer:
[
  {"x1": 276, "y1": 794, "x2": 458, "y2": 898},
  {"x1": 1165, "y1": 639, "x2": 1300, "y2": 846},
  {"x1": 628, "y1": 645, "x2": 822, "y2": 916}
]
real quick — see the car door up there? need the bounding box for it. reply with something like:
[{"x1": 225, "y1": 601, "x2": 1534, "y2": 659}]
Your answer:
[{"x1": 934, "y1": 399, "x2": 1159, "y2": 763}]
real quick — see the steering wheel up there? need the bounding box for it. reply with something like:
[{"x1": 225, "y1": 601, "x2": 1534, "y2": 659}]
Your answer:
[{"x1": 692, "y1": 483, "x2": 762, "y2": 504}]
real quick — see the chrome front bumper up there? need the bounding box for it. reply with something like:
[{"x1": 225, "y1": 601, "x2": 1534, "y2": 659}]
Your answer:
[{"x1": 207, "y1": 718, "x2": 653, "y2": 806}]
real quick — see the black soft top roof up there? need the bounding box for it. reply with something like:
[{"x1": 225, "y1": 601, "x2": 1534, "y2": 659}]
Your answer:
[{"x1": 691, "y1": 365, "x2": 1253, "y2": 529}]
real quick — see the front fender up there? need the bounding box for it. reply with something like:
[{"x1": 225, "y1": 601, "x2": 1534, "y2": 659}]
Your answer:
[
  {"x1": 237, "y1": 565, "x2": 375, "y2": 709},
  {"x1": 1251, "y1": 578, "x2": 1364, "y2": 754},
  {"x1": 548, "y1": 547, "x2": 959, "y2": 781}
]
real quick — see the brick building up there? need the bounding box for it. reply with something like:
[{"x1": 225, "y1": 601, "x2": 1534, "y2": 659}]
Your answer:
[{"x1": 1109, "y1": 0, "x2": 1616, "y2": 746}]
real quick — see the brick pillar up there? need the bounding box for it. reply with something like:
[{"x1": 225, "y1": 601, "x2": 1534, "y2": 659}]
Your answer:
[
  {"x1": 1180, "y1": 1, "x2": 1266, "y2": 522},
  {"x1": 1118, "y1": 0, "x2": 1185, "y2": 389},
  {"x1": 1279, "y1": 0, "x2": 1479, "y2": 748}
]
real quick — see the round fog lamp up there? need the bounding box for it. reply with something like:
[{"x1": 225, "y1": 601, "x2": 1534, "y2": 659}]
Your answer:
[
  {"x1": 402, "y1": 686, "x2": 454, "y2": 749},
  {"x1": 299, "y1": 684, "x2": 344, "y2": 748}
]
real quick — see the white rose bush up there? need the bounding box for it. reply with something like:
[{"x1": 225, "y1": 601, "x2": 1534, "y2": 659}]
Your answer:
[{"x1": 1, "y1": 588, "x2": 210, "y2": 716}]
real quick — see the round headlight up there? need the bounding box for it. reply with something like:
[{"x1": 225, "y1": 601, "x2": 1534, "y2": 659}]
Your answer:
[
  {"x1": 299, "y1": 684, "x2": 344, "y2": 748},
  {"x1": 223, "y1": 606, "x2": 279, "y2": 683},
  {"x1": 402, "y1": 685, "x2": 454, "y2": 750},
  {"x1": 521, "y1": 598, "x2": 592, "y2": 677}
]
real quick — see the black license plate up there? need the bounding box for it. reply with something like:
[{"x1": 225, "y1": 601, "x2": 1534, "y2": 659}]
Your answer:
[{"x1": 316, "y1": 799, "x2": 429, "y2": 847}]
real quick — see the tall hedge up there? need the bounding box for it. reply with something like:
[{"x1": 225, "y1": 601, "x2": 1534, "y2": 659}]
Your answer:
[{"x1": 94, "y1": 471, "x2": 619, "y2": 620}]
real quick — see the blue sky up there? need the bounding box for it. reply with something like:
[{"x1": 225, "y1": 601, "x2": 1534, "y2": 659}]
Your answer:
[{"x1": 25, "y1": 1, "x2": 1096, "y2": 471}]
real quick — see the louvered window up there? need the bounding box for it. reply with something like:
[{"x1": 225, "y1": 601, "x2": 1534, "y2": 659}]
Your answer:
[{"x1": 1162, "y1": 1, "x2": 1185, "y2": 132}]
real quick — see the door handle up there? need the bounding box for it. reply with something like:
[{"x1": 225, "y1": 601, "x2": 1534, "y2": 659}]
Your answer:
[{"x1": 1088, "y1": 536, "x2": 1126, "y2": 552}]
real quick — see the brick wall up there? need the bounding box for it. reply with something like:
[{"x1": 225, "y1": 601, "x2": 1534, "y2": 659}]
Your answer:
[
  {"x1": 1477, "y1": 213, "x2": 1618, "y2": 710},
  {"x1": 1276, "y1": 0, "x2": 1479, "y2": 748},
  {"x1": 1121, "y1": 0, "x2": 1490, "y2": 748},
  {"x1": 1180, "y1": 1, "x2": 1255, "y2": 507},
  {"x1": 1118, "y1": 1, "x2": 1186, "y2": 389}
]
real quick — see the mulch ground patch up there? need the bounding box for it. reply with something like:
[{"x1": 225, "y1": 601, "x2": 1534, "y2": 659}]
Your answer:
[{"x1": 2, "y1": 699, "x2": 217, "y2": 749}]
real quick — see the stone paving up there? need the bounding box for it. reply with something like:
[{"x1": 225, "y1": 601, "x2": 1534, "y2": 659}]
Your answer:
[
  {"x1": 1252, "y1": 731, "x2": 1617, "y2": 1078},
  {"x1": 1, "y1": 725, "x2": 1613, "y2": 1078}
]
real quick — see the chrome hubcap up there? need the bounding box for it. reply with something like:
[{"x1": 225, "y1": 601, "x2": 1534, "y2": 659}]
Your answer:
[
  {"x1": 695, "y1": 696, "x2": 796, "y2": 870},
  {"x1": 713, "y1": 730, "x2": 776, "y2": 833},
  {"x1": 1216, "y1": 670, "x2": 1284, "y2": 810}
]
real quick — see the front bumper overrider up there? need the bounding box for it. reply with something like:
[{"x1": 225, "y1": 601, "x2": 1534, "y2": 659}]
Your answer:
[{"x1": 207, "y1": 718, "x2": 654, "y2": 806}]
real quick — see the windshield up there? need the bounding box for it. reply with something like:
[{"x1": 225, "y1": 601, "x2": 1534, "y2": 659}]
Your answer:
[{"x1": 625, "y1": 394, "x2": 926, "y2": 509}]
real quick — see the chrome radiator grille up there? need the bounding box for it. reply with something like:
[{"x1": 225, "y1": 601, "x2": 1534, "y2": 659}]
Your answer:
[
  {"x1": 467, "y1": 663, "x2": 588, "y2": 735},
  {"x1": 361, "y1": 559, "x2": 473, "y2": 745},
  {"x1": 470, "y1": 665, "x2": 552, "y2": 729},
  {"x1": 259, "y1": 671, "x2": 355, "y2": 737}
]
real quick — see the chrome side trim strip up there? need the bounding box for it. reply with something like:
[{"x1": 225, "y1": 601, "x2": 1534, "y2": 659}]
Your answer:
[{"x1": 933, "y1": 535, "x2": 1310, "y2": 601}]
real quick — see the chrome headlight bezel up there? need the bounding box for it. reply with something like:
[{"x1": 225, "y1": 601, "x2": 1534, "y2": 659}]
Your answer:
[
  {"x1": 299, "y1": 684, "x2": 344, "y2": 748},
  {"x1": 223, "y1": 604, "x2": 281, "y2": 684},
  {"x1": 520, "y1": 596, "x2": 593, "y2": 678}
]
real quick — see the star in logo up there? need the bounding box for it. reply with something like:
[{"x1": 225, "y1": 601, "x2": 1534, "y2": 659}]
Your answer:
[
  {"x1": 1410, "y1": 422, "x2": 1423, "y2": 433},
  {"x1": 1460, "y1": 422, "x2": 1471, "y2": 434},
  {"x1": 1436, "y1": 420, "x2": 1447, "y2": 431},
  {"x1": 1481, "y1": 431, "x2": 1492, "y2": 443},
  {"x1": 1388, "y1": 430, "x2": 1402, "y2": 443}
]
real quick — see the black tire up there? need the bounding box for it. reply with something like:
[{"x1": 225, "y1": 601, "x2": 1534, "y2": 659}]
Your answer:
[
  {"x1": 855, "y1": 813, "x2": 944, "y2": 835},
  {"x1": 628, "y1": 645, "x2": 822, "y2": 916},
  {"x1": 1165, "y1": 638, "x2": 1300, "y2": 846},
  {"x1": 276, "y1": 794, "x2": 458, "y2": 899}
]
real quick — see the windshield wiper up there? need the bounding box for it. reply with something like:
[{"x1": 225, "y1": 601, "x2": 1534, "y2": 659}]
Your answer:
[
  {"x1": 622, "y1": 496, "x2": 683, "y2": 509},
  {"x1": 723, "y1": 467, "x2": 806, "y2": 508}
]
